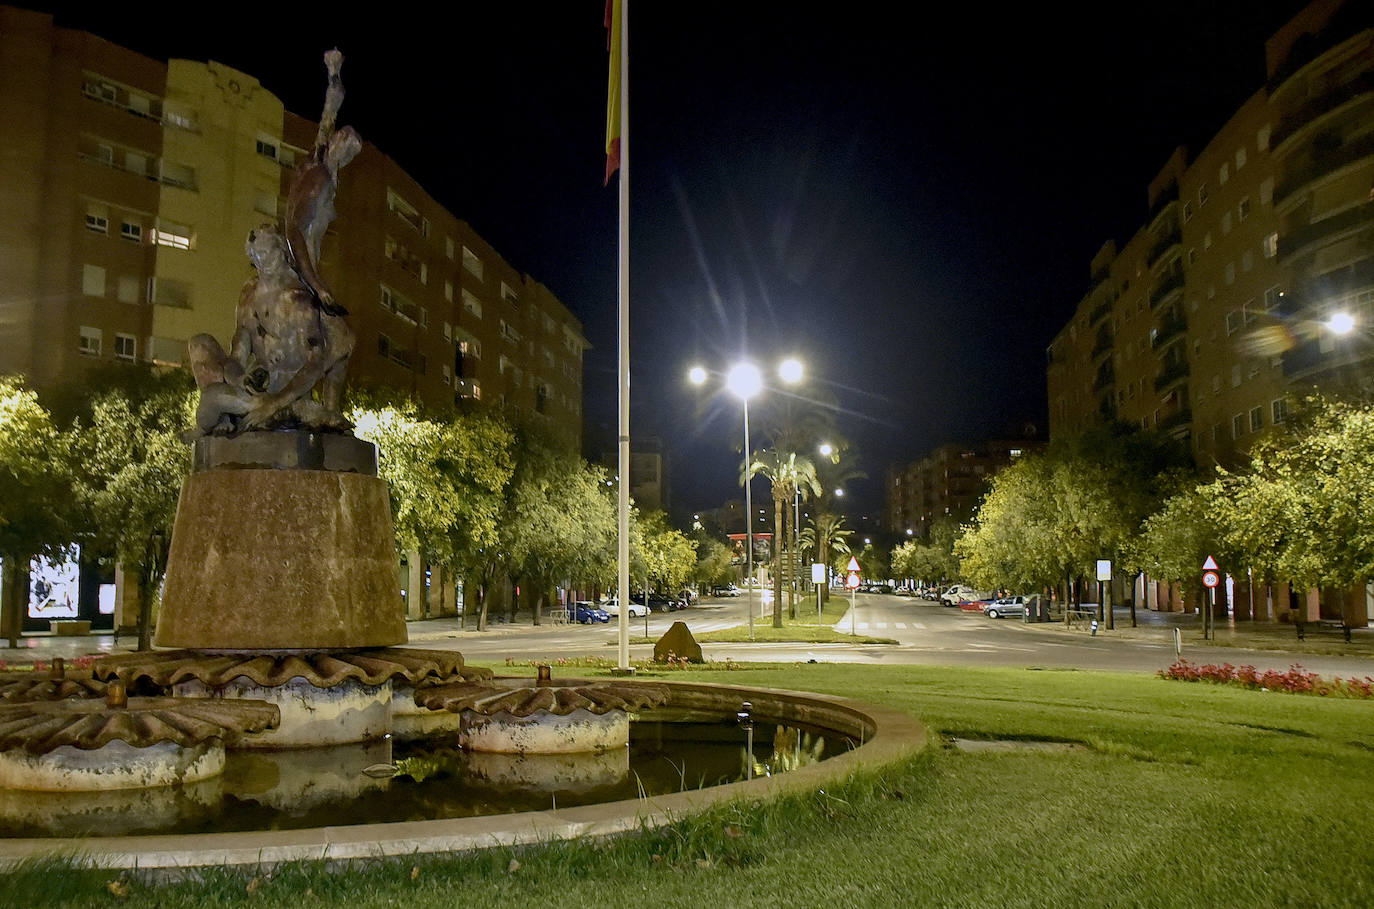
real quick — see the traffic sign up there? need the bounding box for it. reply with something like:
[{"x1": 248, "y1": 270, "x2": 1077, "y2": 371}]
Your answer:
[
  {"x1": 846, "y1": 556, "x2": 861, "y2": 573},
  {"x1": 845, "y1": 571, "x2": 861, "y2": 590},
  {"x1": 811, "y1": 563, "x2": 826, "y2": 584},
  {"x1": 1203, "y1": 571, "x2": 1220, "y2": 589},
  {"x1": 1096, "y1": 560, "x2": 1112, "y2": 581},
  {"x1": 1202, "y1": 556, "x2": 1219, "y2": 571}
]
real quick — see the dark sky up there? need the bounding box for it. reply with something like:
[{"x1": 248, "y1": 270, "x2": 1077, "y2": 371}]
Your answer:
[{"x1": 32, "y1": 1, "x2": 1312, "y2": 520}]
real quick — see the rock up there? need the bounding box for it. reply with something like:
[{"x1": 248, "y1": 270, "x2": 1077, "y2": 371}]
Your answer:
[{"x1": 653, "y1": 622, "x2": 703, "y2": 663}]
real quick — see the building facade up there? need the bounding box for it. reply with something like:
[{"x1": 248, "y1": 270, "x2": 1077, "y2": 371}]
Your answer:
[
  {"x1": 884, "y1": 438, "x2": 1042, "y2": 539},
  {"x1": 0, "y1": 6, "x2": 587, "y2": 451},
  {"x1": 1048, "y1": 0, "x2": 1372, "y2": 470}
]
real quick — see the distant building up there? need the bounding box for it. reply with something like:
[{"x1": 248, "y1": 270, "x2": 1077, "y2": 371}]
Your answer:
[
  {"x1": 1047, "y1": 0, "x2": 1372, "y2": 471},
  {"x1": 0, "y1": 5, "x2": 587, "y2": 450},
  {"x1": 884, "y1": 436, "x2": 1044, "y2": 538}
]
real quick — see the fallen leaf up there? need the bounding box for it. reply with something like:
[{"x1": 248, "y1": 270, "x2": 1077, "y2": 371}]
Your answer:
[
  {"x1": 410, "y1": 866, "x2": 420, "y2": 881},
  {"x1": 106, "y1": 880, "x2": 129, "y2": 898},
  {"x1": 695, "y1": 858, "x2": 712, "y2": 869},
  {"x1": 723, "y1": 824, "x2": 744, "y2": 838},
  {"x1": 246, "y1": 877, "x2": 260, "y2": 894},
  {"x1": 508, "y1": 859, "x2": 521, "y2": 874}
]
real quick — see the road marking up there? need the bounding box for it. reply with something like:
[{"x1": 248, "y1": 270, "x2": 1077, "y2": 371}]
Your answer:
[{"x1": 895, "y1": 623, "x2": 907, "y2": 629}]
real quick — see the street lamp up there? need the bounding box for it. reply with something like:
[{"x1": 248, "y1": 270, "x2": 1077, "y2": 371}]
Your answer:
[
  {"x1": 1327, "y1": 311, "x2": 1356, "y2": 336},
  {"x1": 688, "y1": 356, "x2": 803, "y2": 641},
  {"x1": 818, "y1": 442, "x2": 834, "y2": 458}
]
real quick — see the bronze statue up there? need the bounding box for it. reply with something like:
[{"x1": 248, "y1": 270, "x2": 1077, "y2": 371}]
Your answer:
[{"x1": 187, "y1": 50, "x2": 360, "y2": 436}]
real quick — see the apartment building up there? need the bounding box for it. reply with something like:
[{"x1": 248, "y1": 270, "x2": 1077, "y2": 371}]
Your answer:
[
  {"x1": 1048, "y1": 0, "x2": 1370, "y2": 473},
  {"x1": 0, "y1": 6, "x2": 587, "y2": 451},
  {"x1": 884, "y1": 438, "x2": 1042, "y2": 538}
]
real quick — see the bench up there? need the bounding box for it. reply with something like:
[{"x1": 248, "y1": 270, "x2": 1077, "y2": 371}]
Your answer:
[
  {"x1": 1294, "y1": 619, "x2": 1352, "y2": 643},
  {"x1": 1066, "y1": 604, "x2": 1100, "y2": 625}
]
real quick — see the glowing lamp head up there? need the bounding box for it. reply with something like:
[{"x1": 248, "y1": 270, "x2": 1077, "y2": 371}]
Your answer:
[
  {"x1": 778, "y1": 357, "x2": 803, "y2": 384},
  {"x1": 1328, "y1": 312, "x2": 1356, "y2": 336},
  {"x1": 688, "y1": 365, "x2": 708, "y2": 386},
  {"x1": 818, "y1": 442, "x2": 834, "y2": 457},
  {"x1": 726, "y1": 362, "x2": 763, "y2": 400}
]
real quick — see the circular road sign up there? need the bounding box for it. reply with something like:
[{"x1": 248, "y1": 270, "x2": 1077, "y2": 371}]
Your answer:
[
  {"x1": 1202, "y1": 571, "x2": 1220, "y2": 589},
  {"x1": 845, "y1": 571, "x2": 861, "y2": 590}
]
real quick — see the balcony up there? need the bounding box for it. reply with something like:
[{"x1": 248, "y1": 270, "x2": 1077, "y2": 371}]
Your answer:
[
  {"x1": 1147, "y1": 226, "x2": 1182, "y2": 269},
  {"x1": 1268, "y1": 5, "x2": 1372, "y2": 94},
  {"x1": 1272, "y1": 69, "x2": 1374, "y2": 151},
  {"x1": 1092, "y1": 364, "x2": 1115, "y2": 392},
  {"x1": 1275, "y1": 131, "x2": 1374, "y2": 206},
  {"x1": 1153, "y1": 359, "x2": 1190, "y2": 392},
  {"x1": 1158, "y1": 408, "x2": 1192, "y2": 437},
  {"x1": 1278, "y1": 201, "x2": 1374, "y2": 260},
  {"x1": 1147, "y1": 183, "x2": 1180, "y2": 225},
  {"x1": 1151, "y1": 315, "x2": 1187, "y2": 350},
  {"x1": 1089, "y1": 300, "x2": 1111, "y2": 327},
  {"x1": 1091, "y1": 327, "x2": 1114, "y2": 359},
  {"x1": 1149, "y1": 271, "x2": 1185, "y2": 310}
]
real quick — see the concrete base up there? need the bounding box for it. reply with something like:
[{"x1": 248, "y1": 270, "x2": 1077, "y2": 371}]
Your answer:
[
  {"x1": 390, "y1": 684, "x2": 463, "y2": 742},
  {"x1": 0, "y1": 739, "x2": 223, "y2": 791},
  {"x1": 156, "y1": 442, "x2": 407, "y2": 650},
  {"x1": 174, "y1": 677, "x2": 391, "y2": 748},
  {"x1": 220, "y1": 740, "x2": 393, "y2": 811},
  {"x1": 461, "y1": 708, "x2": 629, "y2": 754}
]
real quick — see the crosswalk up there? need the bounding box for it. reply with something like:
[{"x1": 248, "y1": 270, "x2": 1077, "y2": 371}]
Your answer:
[{"x1": 848, "y1": 622, "x2": 922, "y2": 630}]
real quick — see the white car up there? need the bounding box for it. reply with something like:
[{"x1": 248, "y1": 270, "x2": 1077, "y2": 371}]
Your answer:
[{"x1": 601, "y1": 598, "x2": 648, "y2": 618}]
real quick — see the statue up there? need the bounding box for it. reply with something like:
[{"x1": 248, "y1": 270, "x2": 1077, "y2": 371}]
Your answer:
[{"x1": 188, "y1": 49, "x2": 360, "y2": 436}]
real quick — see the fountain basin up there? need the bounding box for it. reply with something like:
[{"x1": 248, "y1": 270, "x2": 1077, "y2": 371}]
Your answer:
[{"x1": 0, "y1": 680, "x2": 927, "y2": 869}]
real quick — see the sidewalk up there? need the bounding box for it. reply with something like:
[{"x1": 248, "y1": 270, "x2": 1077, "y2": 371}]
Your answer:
[{"x1": 1035, "y1": 604, "x2": 1374, "y2": 659}]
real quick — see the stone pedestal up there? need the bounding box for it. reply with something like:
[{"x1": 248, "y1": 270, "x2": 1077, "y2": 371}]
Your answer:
[{"x1": 156, "y1": 432, "x2": 406, "y2": 650}]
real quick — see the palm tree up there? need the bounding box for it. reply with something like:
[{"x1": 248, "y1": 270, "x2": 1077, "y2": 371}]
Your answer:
[
  {"x1": 810, "y1": 440, "x2": 865, "y2": 608},
  {"x1": 747, "y1": 447, "x2": 820, "y2": 626},
  {"x1": 799, "y1": 513, "x2": 853, "y2": 605}
]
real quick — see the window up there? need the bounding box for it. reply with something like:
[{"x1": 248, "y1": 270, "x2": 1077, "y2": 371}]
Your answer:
[
  {"x1": 462, "y1": 246, "x2": 483, "y2": 280},
  {"x1": 377, "y1": 334, "x2": 391, "y2": 358},
  {"x1": 443, "y1": 321, "x2": 452, "y2": 341},
  {"x1": 1198, "y1": 182, "x2": 1208, "y2": 206},
  {"x1": 1238, "y1": 197, "x2": 1251, "y2": 222},
  {"x1": 147, "y1": 277, "x2": 190, "y2": 308},
  {"x1": 445, "y1": 236, "x2": 455, "y2": 260},
  {"x1": 1242, "y1": 250, "x2": 1254, "y2": 272},
  {"x1": 500, "y1": 319, "x2": 521, "y2": 343},
  {"x1": 1257, "y1": 125, "x2": 1271, "y2": 151},
  {"x1": 1231, "y1": 364, "x2": 1241, "y2": 387},
  {"x1": 1203, "y1": 231, "x2": 1212, "y2": 250},
  {"x1": 458, "y1": 336, "x2": 481, "y2": 360},
  {"x1": 120, "y1": 220, "x2": 141, "y2": 242},
  {"x1": 158, "y1": 160, "x2": 195, "y2": 190},
  {"x1": 444, "y1": 280, "x2": 453, "y2": 302},
  {"x1": 386, "y1": 189, "x2": 427, "y2": 236},
  {"x1": 1272, "y1": 399, "x2": 1287, "y2": 423},
  {"x1": 1219, "y1": 162, "x2": 1229, "y2": 185},
  {"x1": 1187, "y1": 248, "x2": 1197, "y2": 266},
  {"x1": 151, "y1": 220, "x2": 192, "y2": 250},
  {"x1": 1236, "y1": 147, "x2": 1247, "y2": 170},
  {"x1": 114, "y1": 333, "x2": 136, "y2": 360},
  {"x1": 461, "y1": 289, "x2": 482, "y2": 318},
  {"x1": 1243, "y1": 299, "x2": 1257, "y2": 324},
  {"x1": 501, "y1": 282, "x2": 519, "y2": 306},
  {"x1": 1224, "y1": 262, "x2": 1235, "y2": 285},
  {"x1": 1221, "y1": 211, "x2": 1232, "y2": 235},
  {"x1": 1232, "y1": 414, "x2": 1245, "y2": 439},
  {"x1": 255, "y1": 138, "x2": 278, "y2": 160},
  {"x1": 1183, "y1": 199, "x2": 1194, "y2": 222},
  {"x1": 82, "y1": 264, "x2": 106, "y2": 297},
  {"x1": 379, "y1": 285, "x2": 394, "y2": 311},
  {"x1": 78, "y1": 326, "x2": 101, "y2": 356},
  {"x1": 1264, "y1": 286, "x2": 1281, "y2": 311},
  {"x1": 117, "y1": 275, "x2": 138, "y2": 304},
  {"x1": 1259, "y1": 177, "x2": 1274, "y2": 206},
  {"x1": 1263, "y1": 233, "x2": 1278, "y2": 258},
  {"x1": 1212, "y1": 374, "x2": 1222, "y2": 393},
  {"x1": 499, "y1": 354, "x2": 512, "y2": 375},
  {"x1": 442, "y1": 364, "x2": 451, "y2": 384},
  {"x1": 85, "y1": 203, "x2": 109, "y2": 234}
]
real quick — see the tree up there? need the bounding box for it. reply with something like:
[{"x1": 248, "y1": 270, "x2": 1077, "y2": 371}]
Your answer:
[
  {"x1": 892, "y1": 518, "x2": 960, "y2": 586},
  {"x1": 693, "y1": 535, "x2": 736, "y2": 588},
  {"x1": 799, "y1": 513, "x2": 852, "y2": 596},
  {"x1": 748, "y1": 447, "x2": 819, "y2": 625},
  {"x1": 67, "y1": 370, "x2": 195, "y2": 650},
  {"x1": 0, "y1": 378, "x2": 74, "y2": 647},
  {"x1": 634, "y1": 510, "x2": 697, "y2": 595}
]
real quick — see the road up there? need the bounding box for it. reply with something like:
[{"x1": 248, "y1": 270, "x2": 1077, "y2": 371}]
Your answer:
[{"x1": 8, "y1": 593, "x2": 1371, "y2": 679}]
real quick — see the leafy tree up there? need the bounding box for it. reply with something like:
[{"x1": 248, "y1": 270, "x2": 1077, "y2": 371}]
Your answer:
[
  {"x1": 892, "y1": 518, "x2": 960, "y2": 585},
  {"x1": 634, "y1": 509, "x2": 697, "y2": 595},
  {"x1": 748, "y1": 447, "x2": 820, "y2": 625},
  {"x1": 693, "y1": 535, "x2": 736, "y2": 588},
  {"x1": 0, "y1": 378, "x2": 75, "y2": 646},
  {"x1": 66, "y1": 369, "x2": 195, "y2": 650},
  {"x1": 799, "y1": 513, "x2": 852, "y2": 594}
]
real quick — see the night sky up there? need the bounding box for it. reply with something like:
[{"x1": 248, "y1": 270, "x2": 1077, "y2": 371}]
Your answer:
[{"x1": 28, "y1": 1, "x2": 1312, "y2": 520}]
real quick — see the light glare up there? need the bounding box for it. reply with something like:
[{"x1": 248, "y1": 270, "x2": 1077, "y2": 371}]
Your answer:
[
  {"x1": 1328, "y1": 312, "x2": 1356, "y2": 336},
  {"x1": 778, "y1": 357, "x2": 803, "y2": 384},
  {"x1": 688, "y1": 365, "x2": 708, "y2": 385},
  {"x1": 726, "y1": 362, "x2": 763, "y2": 400}
]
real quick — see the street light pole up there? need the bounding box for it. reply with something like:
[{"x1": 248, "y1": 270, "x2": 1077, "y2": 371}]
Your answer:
[{"x1": 743, "y1": 396, "x2": 754, "y2": 642}]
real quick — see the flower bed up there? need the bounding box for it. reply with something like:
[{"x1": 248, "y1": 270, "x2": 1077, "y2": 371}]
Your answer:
[{"x1": 1159, "y1": 659, "x2": 1374, "y2": 698}]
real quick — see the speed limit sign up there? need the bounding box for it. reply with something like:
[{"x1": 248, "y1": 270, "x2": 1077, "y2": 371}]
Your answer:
[{"x1": 1202, "y1": 571, "x2": 1219, "y2": 588}]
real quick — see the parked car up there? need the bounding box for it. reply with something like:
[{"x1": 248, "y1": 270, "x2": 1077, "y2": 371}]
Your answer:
[
  {"x1": 959, "y1": 598, "x2": 994, "y2": 612},
  {"x1": 602, "y1": 598, "x2": 648, "y2": 618},
  {"x1": 941, "y1": 585, "x2": 992, "y2": 607},
  {"x1": 984, "y1": 595, "x2": 1029, "y2": 619},
  {"x1": 711, "y1": 585, "x2": 741, "y2": 597},
  {"x1": 572, "y1": 602, "x2": 611, "y2": 624}
]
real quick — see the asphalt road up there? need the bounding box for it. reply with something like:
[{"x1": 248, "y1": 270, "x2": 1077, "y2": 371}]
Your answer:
[{"x1": 9, "y1": 593, "x2": 1372, "y2": 679}]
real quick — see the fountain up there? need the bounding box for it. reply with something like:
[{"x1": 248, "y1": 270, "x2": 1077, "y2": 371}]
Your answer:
[{"x1": 0, "y1": 50, "x2": 928, "y2": 870}]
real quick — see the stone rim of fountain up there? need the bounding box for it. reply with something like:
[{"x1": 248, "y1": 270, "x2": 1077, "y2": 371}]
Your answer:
[
  {"x1": 0, "y1": 696, "x2": 280, "y2": 754},
  {"x1": 0, "y1": 679, "x2": 928, "y2": 869},
  {"x1": 93, "y1": 648, "x2": 488, "y2": 690},
  {"x1": 414, "y1": 679, "x2": 669, "y2": 717}
]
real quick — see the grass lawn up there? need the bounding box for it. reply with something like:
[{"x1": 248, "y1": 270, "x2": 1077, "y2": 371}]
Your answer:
[
  {"x1": 7, "y1": 663, "x2": 1373, "y2": 907},
  {"x1": 626, "y1": 590, "x2": 897, "y2": 644}
]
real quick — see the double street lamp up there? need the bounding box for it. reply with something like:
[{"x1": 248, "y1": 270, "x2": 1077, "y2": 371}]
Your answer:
[{"x1": 690, "y1": 357, "x2": 803, "y2": 641}]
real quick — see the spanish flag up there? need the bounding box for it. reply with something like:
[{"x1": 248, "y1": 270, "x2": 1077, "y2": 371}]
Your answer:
[{"x1": 604, "y1": 0, "x2": 622, "y2": 184}]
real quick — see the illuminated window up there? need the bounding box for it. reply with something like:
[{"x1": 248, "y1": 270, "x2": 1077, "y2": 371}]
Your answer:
[
  {"x1": 1219, "y1": 162, "x2": 1229, "y2": 185},
  {"x1": 151, "y1": 220, "x2": 192, "y2": 250},
  {"x1": 1257, "y1": 125, "x2": 1270, "y2": 151},
  {"x1": 462, "y1": 289, "x2": 482, "y2": 318},
  {"x1": 1263, "y1": 233, "x2": 1277, "y2": 258},
  {"x1": 1236, "y1": 147, "x2": 1246, "y2": 170},
  {"x1": 444, "y1": 280, "x2": 453, "y2": 302},
  {"x1": 78, "y1": 326, "x2": 101, "y2": 356}
]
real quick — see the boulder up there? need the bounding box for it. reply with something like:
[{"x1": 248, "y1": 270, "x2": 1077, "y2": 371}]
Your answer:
[{"x1": 653, "y1": 621, "x2": 703, "y2": 663}]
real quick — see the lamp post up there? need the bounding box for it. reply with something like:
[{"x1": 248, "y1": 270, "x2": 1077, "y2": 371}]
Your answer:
[{"x1": 689, "y1": 356, "x2": 802, "y2": 641}]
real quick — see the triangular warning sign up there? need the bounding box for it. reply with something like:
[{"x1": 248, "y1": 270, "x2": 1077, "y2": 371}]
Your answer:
[
  {"x1": 1202, "y1": 556, "x2": 1219, "y2": 570},
  {"x1": 846, "y1": 556, "x2": 861, "y2": 572}
]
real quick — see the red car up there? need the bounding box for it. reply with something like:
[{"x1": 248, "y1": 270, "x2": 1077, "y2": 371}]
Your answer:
[{"x1": 959, "y1": 598, "x2": 994, "y2": 612}]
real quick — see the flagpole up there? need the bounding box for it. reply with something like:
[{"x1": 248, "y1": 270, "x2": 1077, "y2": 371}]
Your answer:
[{"x1": 615, "y1": 0, "x2": 632, "y2": 673}]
